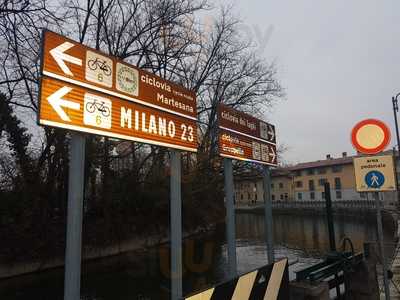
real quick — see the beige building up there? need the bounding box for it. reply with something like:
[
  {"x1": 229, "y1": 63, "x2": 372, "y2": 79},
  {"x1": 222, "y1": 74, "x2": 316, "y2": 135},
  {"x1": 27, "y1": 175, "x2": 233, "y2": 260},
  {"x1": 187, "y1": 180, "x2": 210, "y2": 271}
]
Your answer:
[{"x1": 234, "y1": 151, "x2": 399, "y2": 206}]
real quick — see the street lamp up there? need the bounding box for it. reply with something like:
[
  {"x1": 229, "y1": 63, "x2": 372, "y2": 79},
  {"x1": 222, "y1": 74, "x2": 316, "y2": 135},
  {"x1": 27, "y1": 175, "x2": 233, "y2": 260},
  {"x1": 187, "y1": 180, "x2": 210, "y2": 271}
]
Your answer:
[
  {"x1": 392, "y1": 93, "x2": 400, "y2": 206},
  {"x1": 392, "y1": 93, "x2": 400, "y2": 153}
]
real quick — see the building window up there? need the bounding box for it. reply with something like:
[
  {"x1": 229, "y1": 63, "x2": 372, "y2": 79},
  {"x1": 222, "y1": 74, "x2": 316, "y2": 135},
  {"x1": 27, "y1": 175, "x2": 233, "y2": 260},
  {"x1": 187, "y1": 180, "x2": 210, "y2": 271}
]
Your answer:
[
  {"x1": 248, "y1": 193, "x2": 251, "y2": 200},
  {"x1": 297, "y1": 193, "x2": 302, "y2": 200},
  {"x1": 284, "y1": 193, "x2": 288, "y2": 200},
  {"x1": 318, "y1": 178, "x2": 327, "y2": 186},
  {"x1": 271, "y1": 183, "x2": 274, "y2": 189},
  {"x1": 332, "y1": 165, "x2": 342, "y2": 173},
  {"x1": 336, "y1": 191, "x2": 342, "y2": 199},
  {"x1": 295, "y1": 181, "x2": 303, "y2": 188},
  {"x1": 322, "y1": 192, "x2": 325, "y2": 199},
  {"x1": 294, "y1": 170, "x2": 302, "y2": 177},
  {"x1": 280, "y1": 194, "x2": 284, "y2": 200},
  {"x1": 255, "y1": 194, "x2": 257, "y2": 201},
  {"x1": 334, "y1": 177, "x2": 341, "y2": 190},
  {"x1": 241, "y1": 194, "x2": 243, "y2": 200},
  {"x1": 272, "y1": 194, "x2": 275, "y2": 201},
  {"x1": 318, "y1": 168, "x2": 327, "y2": 174},
  {"x1": 307, "y1": 169, "x2": 315, "y2": 175},
  {"x1": 310, "y1": 192, "x2": 315, "y2": 200},
  {"x1": 279, "y1": 182, "x2": 284, "y2": 189},
  {"x1": 309, "y1": 180, "x2": 315, "y2": 191}
]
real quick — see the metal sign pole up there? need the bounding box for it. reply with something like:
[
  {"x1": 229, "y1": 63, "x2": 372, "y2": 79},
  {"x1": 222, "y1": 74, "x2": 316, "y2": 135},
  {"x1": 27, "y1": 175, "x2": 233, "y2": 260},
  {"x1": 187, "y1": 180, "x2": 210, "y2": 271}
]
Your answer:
[
  {"x1": 64, "y1": 133, "x2": 86, "y2": 300},
  {"x1": 324, "y1": 182, "x2": 336, "y2": 251},
  {"x1": 374, "y1": 192, "x2": 391, "y2": 300},
  {"x1": 224, "y1": 158, "x2": 237, "y2": 278},
  {"x1": 170, "y1": 150, "x2": 182, "y2": 300},
  {"x1": 262, "y1": 166, "x2": 275, "y2": 264}
]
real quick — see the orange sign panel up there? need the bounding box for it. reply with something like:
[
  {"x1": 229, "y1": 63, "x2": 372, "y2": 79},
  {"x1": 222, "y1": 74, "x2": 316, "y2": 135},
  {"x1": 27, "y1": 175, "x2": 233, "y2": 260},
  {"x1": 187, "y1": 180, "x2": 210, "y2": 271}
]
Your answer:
[
  {"x1": 41, "y1": 30, "x2": 196, "y2": 120},
  {"x1": 218, "y1": 104, "x2": 277, "y2": 165},
  {"x1": 39, "y1": 77, "x2": 197, "y2": 152},
  {"x1": 38, "y1": 31, "x2": 198, "y2": 151},
  {"x1": 218, "y1": 104, "x2": 276, "y2": 144}
]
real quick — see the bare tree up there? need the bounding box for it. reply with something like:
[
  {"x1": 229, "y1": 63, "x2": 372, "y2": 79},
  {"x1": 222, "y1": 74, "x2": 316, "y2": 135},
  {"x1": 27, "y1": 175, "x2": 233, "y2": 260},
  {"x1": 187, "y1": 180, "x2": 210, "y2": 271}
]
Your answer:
[{"x1": 0, "y1": 0, "x2": 285, "y2": 261}]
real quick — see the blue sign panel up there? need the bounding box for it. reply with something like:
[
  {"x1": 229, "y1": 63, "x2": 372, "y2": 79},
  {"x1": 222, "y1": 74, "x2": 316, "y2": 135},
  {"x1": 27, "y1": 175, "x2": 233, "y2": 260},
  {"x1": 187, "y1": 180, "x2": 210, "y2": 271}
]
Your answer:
[{"x1": 365, "y1": 170, "x2": 385, "y2": 188}]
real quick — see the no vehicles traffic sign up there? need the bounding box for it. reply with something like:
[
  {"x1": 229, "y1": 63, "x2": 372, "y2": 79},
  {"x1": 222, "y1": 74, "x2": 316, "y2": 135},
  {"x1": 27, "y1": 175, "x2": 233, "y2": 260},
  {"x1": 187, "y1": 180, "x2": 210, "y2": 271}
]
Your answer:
[{"x1": 351, "y1": 119, "x2": 391, "y2": 154}]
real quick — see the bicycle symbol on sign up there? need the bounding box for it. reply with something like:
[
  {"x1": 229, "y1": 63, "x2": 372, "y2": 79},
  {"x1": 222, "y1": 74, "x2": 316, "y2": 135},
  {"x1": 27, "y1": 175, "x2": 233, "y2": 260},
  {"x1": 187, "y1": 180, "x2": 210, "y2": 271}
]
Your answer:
[
  {"x1": 83, "y1": 94, "x2": 112, "y2": 129},
  {"x1": 87, "y1": 58, "x2": 112, "y2": 75},
  {"x1": 85, "y1": 100, "x2": 110, "y2": 117}
]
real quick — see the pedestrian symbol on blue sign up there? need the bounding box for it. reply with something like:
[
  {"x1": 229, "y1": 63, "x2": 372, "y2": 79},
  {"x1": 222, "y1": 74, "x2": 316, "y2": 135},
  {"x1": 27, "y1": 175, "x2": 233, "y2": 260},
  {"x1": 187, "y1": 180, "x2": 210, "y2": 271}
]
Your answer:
[{"x1": 365, "y1": 170, "x2": 385, "y2": 188}]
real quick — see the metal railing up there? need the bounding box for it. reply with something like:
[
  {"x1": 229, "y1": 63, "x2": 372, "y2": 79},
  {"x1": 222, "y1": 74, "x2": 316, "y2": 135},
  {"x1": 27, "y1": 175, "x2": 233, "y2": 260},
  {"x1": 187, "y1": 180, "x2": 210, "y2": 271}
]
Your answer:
[{"x1": 271, "y1": 200, "x2": 378, "y2": 209}]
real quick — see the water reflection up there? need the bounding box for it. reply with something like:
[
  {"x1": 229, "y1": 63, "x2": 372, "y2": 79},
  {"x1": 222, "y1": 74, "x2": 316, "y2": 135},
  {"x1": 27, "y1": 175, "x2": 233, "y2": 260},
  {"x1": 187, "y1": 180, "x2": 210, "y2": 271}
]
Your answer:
[
  {"x1": 236, "y1": 213, "x2": 393, "y2": 256},
  {"x1": 0, "y1": 212, "x2": 395, "y2": 300}
]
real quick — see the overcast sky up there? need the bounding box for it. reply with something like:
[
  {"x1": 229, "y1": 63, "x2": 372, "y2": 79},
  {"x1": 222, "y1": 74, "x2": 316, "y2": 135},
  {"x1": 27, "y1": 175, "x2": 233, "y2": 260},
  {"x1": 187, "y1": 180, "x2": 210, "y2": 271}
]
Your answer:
[{"x1": 225, "y1": 0, "x2": 400, "y2": 164}]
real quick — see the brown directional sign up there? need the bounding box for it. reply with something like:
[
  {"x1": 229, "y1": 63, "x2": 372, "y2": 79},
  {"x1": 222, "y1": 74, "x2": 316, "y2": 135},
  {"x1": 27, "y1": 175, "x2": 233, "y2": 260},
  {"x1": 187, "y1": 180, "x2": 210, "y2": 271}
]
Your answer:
[
  {"x1": 41, "y1": 30, "x2": 196, "y2": 120},
  {"x1": 39, "y1": 77, "x2": 197, "y2": 151},
  {"x1": 218, "y1": 104, "x2": 277, "y2": 166},
  {"x1": 38, "y1": 31, "x2": 198, "y2": 151}
]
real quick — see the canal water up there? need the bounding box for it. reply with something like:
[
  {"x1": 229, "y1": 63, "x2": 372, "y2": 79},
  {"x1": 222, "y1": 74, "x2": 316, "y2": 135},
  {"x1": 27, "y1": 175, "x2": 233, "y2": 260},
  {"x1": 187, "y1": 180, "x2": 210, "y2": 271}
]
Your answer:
[{"x1": 0, "y1": 212, "x2": 396, "y2": 300}]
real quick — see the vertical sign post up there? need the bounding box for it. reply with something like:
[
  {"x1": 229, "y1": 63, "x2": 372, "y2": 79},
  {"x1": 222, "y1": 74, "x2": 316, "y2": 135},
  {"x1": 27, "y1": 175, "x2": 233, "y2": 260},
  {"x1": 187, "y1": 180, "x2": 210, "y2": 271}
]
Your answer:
[
  {"x1": 374, "y1": 192, "x2": 391, "y2": 300},
  {"x1": 217, "y1": 104, "x2": 278, "y2": 273},
  {"x1": 170, "y1": 150, "x2": 182, "y2": 300},
  {"x1": 64, "y1": 133, "x2": 85, "y2": 300},
  {"x1": 262, "y1": 166, "x2": 275, "y2": 263},
  {"x1": 224, "y1": 158, "x2": 237, "y2": 277}
]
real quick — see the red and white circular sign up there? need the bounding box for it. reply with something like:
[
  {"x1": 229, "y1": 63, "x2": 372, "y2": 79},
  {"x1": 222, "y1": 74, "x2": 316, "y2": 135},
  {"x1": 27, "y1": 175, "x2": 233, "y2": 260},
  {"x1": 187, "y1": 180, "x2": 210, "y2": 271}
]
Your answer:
[{"x1": 351, "y1": 119, "x2": 391, "y2": 154}]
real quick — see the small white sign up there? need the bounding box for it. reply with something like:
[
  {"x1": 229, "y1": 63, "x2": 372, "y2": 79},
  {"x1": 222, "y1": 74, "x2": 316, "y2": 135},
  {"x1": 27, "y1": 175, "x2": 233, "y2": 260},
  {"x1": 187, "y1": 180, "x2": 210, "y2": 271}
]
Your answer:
[
  {"x1": 85, "y1": 50, "x2": 113, "y2": 87},
  {"x1": 252, "y1": 141, "x2": 261, "y2": 160},
  {"x1": 83, "y1": 93, "x2": 112, "y2": 129},
  {"x1": 116, "y1": 63, "x2": 139, "y2": 96},
  {"x1": 353, "y1": 155, "x2": 396, "y2": 192},
  {"x1": 260, "y1": 121, "x2": 269, "y2": 140},
  {"x1": 261, "y1": 144, "x2": 269, "y2": 162}
]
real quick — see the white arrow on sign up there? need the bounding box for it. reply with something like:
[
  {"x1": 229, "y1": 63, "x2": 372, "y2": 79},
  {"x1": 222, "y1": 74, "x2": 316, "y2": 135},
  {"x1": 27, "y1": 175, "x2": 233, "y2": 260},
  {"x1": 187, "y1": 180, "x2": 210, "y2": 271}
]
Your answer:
[
  {"x1": 268, "y1": 124, "x2": 275, "y2": 141},
  {"x1": 49, "y1": 42, "x2": 82, "y2": 76},
  {"x1": 269, "y1": 146, "x2": 276, "y2": 162},
  {"x1": 47, "y1": 86, "x2": 80, "y2": 122}
]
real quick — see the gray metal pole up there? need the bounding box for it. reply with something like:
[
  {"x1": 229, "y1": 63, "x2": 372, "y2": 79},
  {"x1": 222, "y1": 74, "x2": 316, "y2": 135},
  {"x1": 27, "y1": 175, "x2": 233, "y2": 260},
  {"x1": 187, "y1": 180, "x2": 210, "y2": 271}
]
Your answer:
[
  {"x1": 224, "y1": 158, "x2": 237, "y2": 278},
  {"x1": 64, "y1": 133, "x2": 86, "y2": 300},
  {"x1": 392, "y1": 96, "x2": 400, "y2": 206},
  {"x1": 375, "y1": 192, "x2": 391, "y2": 300},
  {"x1": 170, "y1": 150, "x2": 182, "y2": 300},
  {"x1": 392, "y1": 96, "x2": 400, "y2": 154},
  {"x1": 262, "y1": 166, "x2": 275, "y2": 264}
]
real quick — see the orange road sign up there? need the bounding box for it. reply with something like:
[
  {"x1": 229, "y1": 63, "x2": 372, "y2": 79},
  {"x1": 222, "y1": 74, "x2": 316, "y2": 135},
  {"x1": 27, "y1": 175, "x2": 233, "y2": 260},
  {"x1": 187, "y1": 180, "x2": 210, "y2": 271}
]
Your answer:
[
  {"x1": 217, "y1": 104, "x2": 277, "y2": 166},
  {"x1": 218, "y1": 104, "x2": 276, "y2": 144},
  {"x1": 39, "y1": 77, "x2": 197, "y2": 152},
  {"x1": 218, "y1": 128, "x2": 277, "y2": 166},
  {"x1": 41, "y1": 30, "x2": 196, "y2": 120},
  {"x1": 38, "y1": 31, "x2": 198, "y2": 151}
]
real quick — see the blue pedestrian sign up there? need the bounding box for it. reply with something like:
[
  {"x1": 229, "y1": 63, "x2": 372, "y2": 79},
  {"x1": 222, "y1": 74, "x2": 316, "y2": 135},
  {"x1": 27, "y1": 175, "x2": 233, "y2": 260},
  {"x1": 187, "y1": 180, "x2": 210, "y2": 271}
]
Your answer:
[
  {"x1": 354, "y1": 155, "x2": 396, "y2": 192},
  {"x1": 365, "y1": 170, "x2": 385, "y2": 189}
]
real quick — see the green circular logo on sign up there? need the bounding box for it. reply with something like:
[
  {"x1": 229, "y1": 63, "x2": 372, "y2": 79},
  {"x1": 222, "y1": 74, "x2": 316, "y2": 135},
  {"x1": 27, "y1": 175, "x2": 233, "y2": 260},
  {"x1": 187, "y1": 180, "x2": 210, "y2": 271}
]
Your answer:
[{"x1": 117, "y1": 65, "x2": 138, "y2": 94}]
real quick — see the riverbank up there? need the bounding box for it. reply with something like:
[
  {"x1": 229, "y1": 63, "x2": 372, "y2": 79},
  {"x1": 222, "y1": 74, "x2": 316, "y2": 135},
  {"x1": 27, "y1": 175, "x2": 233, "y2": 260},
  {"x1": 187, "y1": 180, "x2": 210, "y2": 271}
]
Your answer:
[{"x1": 0, "y1": 223, "x2": 219, "y2": 280}]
